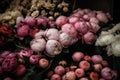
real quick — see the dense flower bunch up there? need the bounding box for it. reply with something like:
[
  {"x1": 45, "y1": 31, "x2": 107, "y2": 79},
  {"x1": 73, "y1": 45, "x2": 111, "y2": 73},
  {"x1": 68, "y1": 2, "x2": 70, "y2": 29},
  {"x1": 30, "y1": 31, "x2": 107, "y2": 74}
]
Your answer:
[
  {"x1": 0, "y1": 2, "x2": 117, "y2": 79},
  {"x1": 55, "y1": 8, "x2": 112, "y2": 45},
  {"x1": 28, "y1": 0, "x2": 71, "y2": 20},
  {"x1": 44, "y1": 52, "x2": 117, "y2": 80}
]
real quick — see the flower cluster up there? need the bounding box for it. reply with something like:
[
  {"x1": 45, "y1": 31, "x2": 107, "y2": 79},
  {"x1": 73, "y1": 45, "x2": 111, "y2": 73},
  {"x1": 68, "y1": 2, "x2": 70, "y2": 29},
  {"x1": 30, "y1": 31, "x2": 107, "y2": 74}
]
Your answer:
[
  {"x1": 55, "y1": 8, "x2": 112, "y2": 45},
  {"x1": 44, "y1": 52, "x2": 117, "y2": 80}
]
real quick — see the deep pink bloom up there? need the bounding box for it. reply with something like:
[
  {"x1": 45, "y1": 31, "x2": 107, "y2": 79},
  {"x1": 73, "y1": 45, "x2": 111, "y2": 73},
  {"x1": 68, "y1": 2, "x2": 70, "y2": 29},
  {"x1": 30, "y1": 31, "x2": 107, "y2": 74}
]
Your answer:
[
  {"x1": 2, "y1": 57, "x2": 18, "y2": 72},
  {"x1": 18, "y1": 48, "x2": 33, "y2": 58},
  {"x1": 29, "y1": 55, "x2": 40, "y2": 64},
  {"x1": 17, "y1": 25, "x2": 30, "y2": 37}
]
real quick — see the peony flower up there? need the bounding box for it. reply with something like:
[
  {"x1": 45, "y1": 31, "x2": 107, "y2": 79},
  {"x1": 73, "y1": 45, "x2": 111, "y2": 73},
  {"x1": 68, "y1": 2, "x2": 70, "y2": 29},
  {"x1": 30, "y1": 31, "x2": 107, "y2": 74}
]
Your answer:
[
  {"x1": 54, "y1": 65, "x2": 65, "y2": 75},
  {"x1": 18, "y1": 48, "x2": 33, "y2": 58},
  {"x1": 68, "y1": 16, "x2": 79, "y2": 24},
  {"x1": 39, "y1": 58, "x2": 49, "y2": 68},
  {"x1": 90, "y1": 72, "x2": 99, "y2": 80},
  {"x1": 59, "y1": 32, "x2": 72, "y2": 47},
  {"x1": 24, "y1": 16, "x2": 36, "y2": 26},
  {"x1": 101, "y1": 67, "x2": 113, "y2": 80},
  {"x1": 55, "y1": 16, "x2": 68, "y2": 27},
  {"x1": 62, "y1": 23, "x2": 78, "y2": 38},
  {"x1": 75, "y1": 68, "x2": 85, "y2": 78},
  {"x1": 0, "y1": 51, "x2": 10, "y2": 58},
  {"x1": 92, "y1": 55, "x2": 103, "y2": 64},
  {"x1": 65, "y1": 71, "x2": 76, "y2": 80},
  {"x1": 29, "y1": 55, "x2": 40, "y2": 64},
  {"x1": 72, "y1": 52, "x2": 84, "y2": 62},
  {"x1": 93, "y1": 64, "x2": 102, "y2": 72},
  {"x1": 35, "y1": 30, "x2": 45, "y2": 39},
  {"x1": 30, "y1": 38, "x2": 46, "y2": 52},
  {"x1": 45, "y1": 28, "x2": 60, "y2": 40},
  {"x1": 96, "y1": 12, "x2": 108, "y2": 23},
  {"x1": 46, "y1": 40, "x2": 62, "y2": 57},
  {"x1": 74, "y1": 21, "x2": 89, "y2": 34},
  {"x1": 83, "y1": 31, "x2": 96, "y2": 44},
  {"x1": 51, "y1": 74, "x2": 61, "y2": 80},
  {"x1": 15, "y1": 64, "x2": 26, "y2": 76},
  {"x1": 2, "y1": 57, "x2": 18, "y2": 72},
  {"x1": 89, "y1": 17, "x2": 99, "y2": 24},
  {"x1": 17, "y1": 25, "x2": 30, "y2": 37},
  {"x1": 90, "y1": 22, "x2": 100, "y2": 33},
  {"x1": 79, "y1": 61, "x2": 90, "y2": 71}
]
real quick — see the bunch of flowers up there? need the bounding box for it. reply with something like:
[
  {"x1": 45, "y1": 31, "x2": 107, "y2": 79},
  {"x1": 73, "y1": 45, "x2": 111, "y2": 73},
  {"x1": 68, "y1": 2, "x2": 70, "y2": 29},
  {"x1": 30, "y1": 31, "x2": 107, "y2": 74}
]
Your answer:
[{"x1": 44, "y1": 52, "x2": 117, "y2": 80}]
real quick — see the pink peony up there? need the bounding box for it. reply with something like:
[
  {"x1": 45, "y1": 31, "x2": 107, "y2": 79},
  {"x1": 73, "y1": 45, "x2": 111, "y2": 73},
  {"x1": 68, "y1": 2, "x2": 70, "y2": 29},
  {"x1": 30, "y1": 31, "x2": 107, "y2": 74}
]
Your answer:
[
  {"x1": 92, "y1": 55, "x2": 103, "y2": 64},
  {"x1": 75, "y1": 68, "x2": 85, "y2": 78},
  {"x1": 83, "y1": 9, "x2": 91, "y2": 14},
  {"x1": 0, "y1": 51, "x2": 11, "y2": 58},
  {"x1": 45, "y1": 28, "x2": 60, "y2": 40},
  {"x1": 90, "y1": 22, "x2": 100, "y2": 33},
  {"x1": 54, "y1": 65, "x2": 65, "y2": 75},
  {"x1": 46, "y1": 40, "x2": 62, "y2": 57},
  {"x1": 51, "y1": 74, "x2": 61, "y2": 80},
  {"x1": 72, "y1": 52, "x2": 84, "y2": 62},
  {"x1": 15, "y1": 64, "x2": 26, "y2": 76},
  {"x1": 83, "y1": 15, "x2": 90, "y2": 21},
  {"x1": 74, "y1": 21, "x2": 89, "y2": 34},
  {"x1": 2, "y1": 57, "x2": 18, "y2": 72},
  {"x1": 65, "y1": 71, "x2": 76, "y2": 80},
  {"x1": 101, "y1": 67, "x2": 113, "y2": 80},
  {"x1": 36, "y1": 17, "x2": 49, "y2": 26},
  {"x1": 94, "y1": 64, "x2": 102, "y2": 72},
  {"x1": 30, "y1": 38, "x2": 46, "y2": 52},
  {"x1": 90, "y1": 72, "x2": 99, "y2": 80},
  {"x1": 79, "y1": 61, "x2": 90, "y2": 71},
  {"x1": 29, "y1": 55, "x2": 40, "y2": 64},
  {"x1": 17, "y1": 25, "x2": 30, "y2": 37},
  {"x1": 68, "y1": 16, "x2": 79, "y2": 24},
  {"x1": 89, "y1": 17, "x2": 99, "y2": 24},
  {"x1": 83, "y1": 31, "x2": 96, "y2": 44},
  {"x1": 59, "y1": 32, "x2": 72, "y2": 47},
  {"x1": 18, "y1": 48, "x2": 33, "y2": 58},
  {"x1": 39, "y1": 58, "x2": 49, "y2": 68},
  {"x1": 101, "y1": 60, "x2": 108, "y2": 67},
  {"x1": 62, "y1": 23, "x2": 78, "y2": 38},
  {"x1": 24, "y1": 16, "x2": 36, "y2": 26},
  {"x1": 96, "y1": 12, "x2": 108, "y2": 23},
  {"x1": 55, "y1": 16, "x2": 68, "y2": 27},
  {"x1": 35, "y1": 30, "x2": 45, "y2": 39}
]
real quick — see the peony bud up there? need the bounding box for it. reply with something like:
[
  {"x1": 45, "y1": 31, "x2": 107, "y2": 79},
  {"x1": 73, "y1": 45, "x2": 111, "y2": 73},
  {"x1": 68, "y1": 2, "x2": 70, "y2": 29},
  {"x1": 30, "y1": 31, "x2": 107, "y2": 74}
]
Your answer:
[
  {"x1": 75, "y1": 68, "x2": 85, "y2": 78},
  {"x1": 72, "y1": 52, "x2": 84, "y2": 62},
  {"x1": 54, "y1": 65, "x2": 65, "y2": 75},
  {"x1": 96, "y1": 12, "x2": 108, "y2": 23},
  {"x1": 92, "y1": 55, "x2": 103, "y2": 64},
  {"x1": 65, "y1": 71, "x2": 76, "y2": 80},
  {"x1": 29, "y1": 55, "x2": 40, "y2": 64},
  {"x1": 79, "y1": 61, "x2": 90, "y2": 71},
  {"x1": 39, "y1": 58, "x2": 49, "y2": 68}
]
